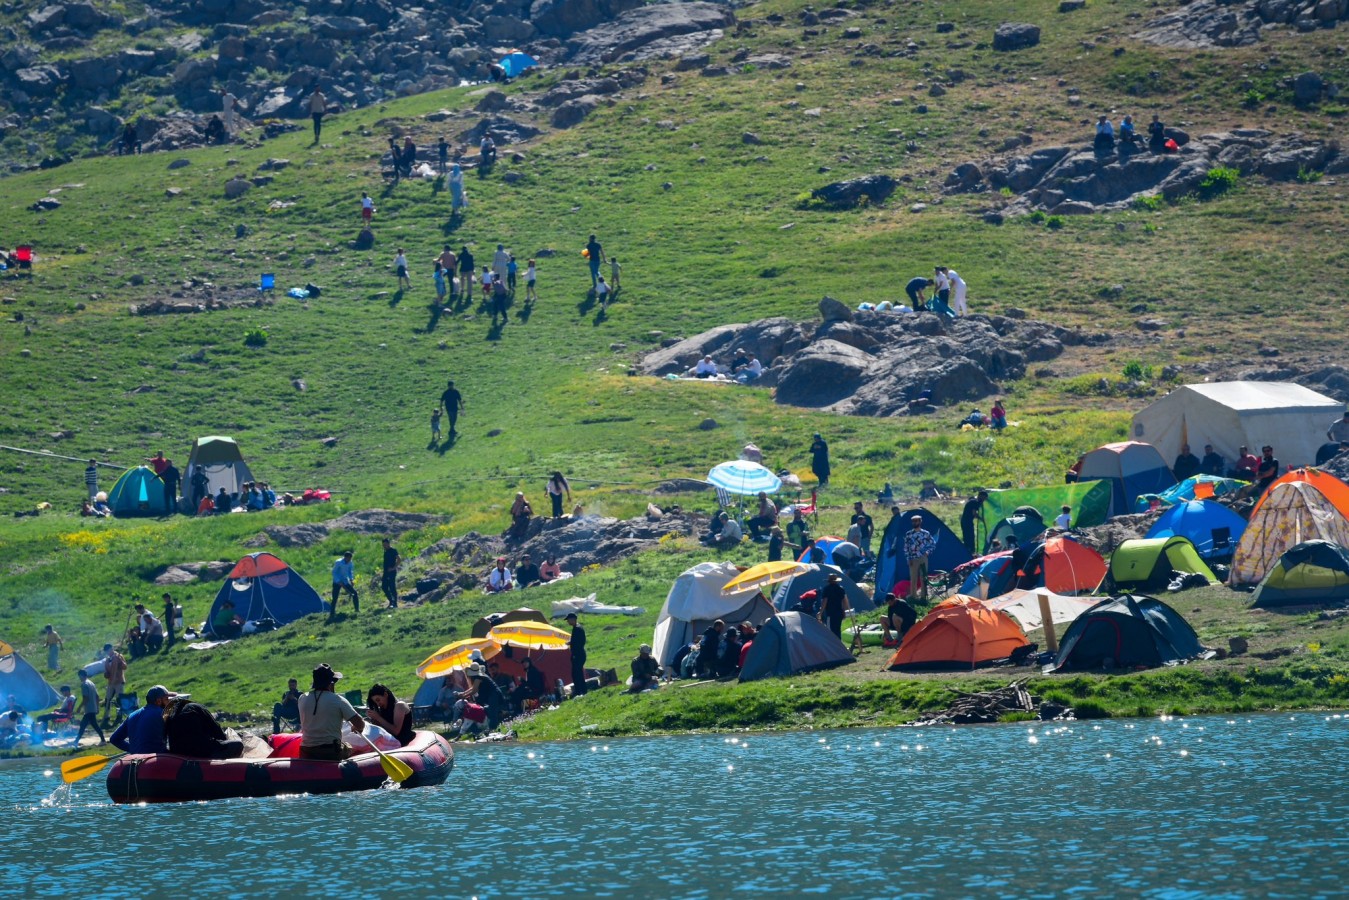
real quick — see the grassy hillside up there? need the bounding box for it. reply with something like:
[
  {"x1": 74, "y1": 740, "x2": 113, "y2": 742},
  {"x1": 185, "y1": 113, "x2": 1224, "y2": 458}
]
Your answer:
[{"x1": 0, "y1": 0, "x2": 1347, "y2": 735}]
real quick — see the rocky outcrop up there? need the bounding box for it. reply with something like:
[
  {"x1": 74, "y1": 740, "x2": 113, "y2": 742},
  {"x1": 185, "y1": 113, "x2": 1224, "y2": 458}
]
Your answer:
[
  {"x1": 153, "y1": 560, "x2": 234, "y2": 585},
  {"x1": 810, "y1": 175, "x2": 897, "y2": 209},
  {"x1": 640, "y1": 310, "x2": 1091, "y2": 416},
  {"x1": 258, "y1": 509, "x2": 449, "y2": 549},
  {"x1": 993, "y1": 23, "x2": 1041, "y2": 51},
  {"x1": 946, "y1": 130, "x2": 1343, "y2": 215},
  {"x1": 567, "y1": 2, "x2": 735, "y2": 63},
  {"x1": 1137, "y1": 0, "x2": 1349, "y2": 48}
]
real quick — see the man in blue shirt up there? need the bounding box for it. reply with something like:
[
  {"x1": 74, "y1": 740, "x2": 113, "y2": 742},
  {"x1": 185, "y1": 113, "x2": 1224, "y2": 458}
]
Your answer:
[
  {"x1": 110, "y1": 685, "x2": 177, "y2": 754},
  {"x1": 329, "y1": 550, "x2": 359, "y2": 622}
]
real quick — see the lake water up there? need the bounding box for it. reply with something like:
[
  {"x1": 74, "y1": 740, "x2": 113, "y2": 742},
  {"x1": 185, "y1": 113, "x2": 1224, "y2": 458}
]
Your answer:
[{"x1": 4, "y1": 713, "x2": 1348, "y2": 899}]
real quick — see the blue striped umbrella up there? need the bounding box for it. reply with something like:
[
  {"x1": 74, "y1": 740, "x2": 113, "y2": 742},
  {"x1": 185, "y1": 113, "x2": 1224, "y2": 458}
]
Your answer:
[{"x1": 707, "y1": 460, "x2": 782, "y2": 496}]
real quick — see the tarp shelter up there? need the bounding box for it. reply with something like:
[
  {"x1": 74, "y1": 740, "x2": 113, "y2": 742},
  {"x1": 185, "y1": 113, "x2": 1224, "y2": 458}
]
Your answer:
[
  {"x1": 1020, "y1": 536, "x2": 1108, "y2": 594},
  {"x1": 772, "y1": 565, "x2": 875, "y2": 613},
  {"x1": 471, "y1": 608, "x2": 548, "y2": 639},
  {"x1": 1108, "y1": 537, "x2": 1217, "y2": 590},
  {"x1": 986, "y1": 508, "x2": 1046, "y2": 556},
  {"x1": 1145, "y1": 500, "x2": 1248, "y2": 560},
  {"x1": 1131, "y1": 381, "x2": 1342, "y2": 473},
  {"x1": 887, "y1": 598, "x2": 1029, "y2": 670},
  {"x1": 206, "y1": 552, "x2": 327, "y2": 636},
  {"x1": 185, "y1": 436, "x2": 256, "y2": 501},
  {"x1": 0, "y1": 643, "x2": 60, "y2": 712},
  {"x1": 978, "y1": 481, "x2": 1112, "y2": 549},
  {"x1": 1046, "y1": 594, "x2": 1208, "y2": 672},
  {"x1": 1230, "y1": 470, "x2": 1349, "y2": 585},
  {"x1": 957, "y1": 553, "x2": 1018, "y2": 599},
  {"x1": 1134, "y1": 475, "x2": 1247, "y2": 513},
  {"x1": 651, "y1": 562, "x2": 777, "y2": 668},
  {"x1": 498, "y1": 52, "x2": 538, "y2": 78},
  {"x1": 738, "y1": 612, "x2": 854, "y2": 682},
  {"x1": 1078, "y1": 442, "x2": 1176, "y2": 517},
  {"x1": 106, "y1": 466, "x2": 172, "y2": 517},
  {"x1": 873, "y1": 508, "x2": 972, "y2": 602},
  {"x1": 1252, "y1": 540, "x2": 1349, "y2": 608},
  {"x1": 986, "y1": 590, "x2": 1103, "y2": 633}
]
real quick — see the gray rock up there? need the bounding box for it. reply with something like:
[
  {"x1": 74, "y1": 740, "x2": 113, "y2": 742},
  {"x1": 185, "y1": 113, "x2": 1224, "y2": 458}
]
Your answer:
[
  {"x1": 697, "y1": 418, "x2": 719, "y2": 430},
  {"x1": 811, "y1": 174, "x2": 897, "y2": 208},
  {"x1": 639, "y1": 323, "x2": 746, "y2": 375},
  {"x1": 993, "y1": 22, "x2": 1041, "y2": 51},
  {"x1": 819, "y1": 295, "x2": 853, "y2": 323},
  {"x1": 551, "y1": 95, "x2": 601, "y2": 128},
  {"x1": 168, "y1": 158, "x2": 191, "y2": 170},
  {"x1": 742, "y1": 131, "x2": 762, "y2": 144},
  {"x1": 532, "y1": 0, "x2": 644, "y2": 37},
  {"x1": 310, "y1": 16, "x2": 371, "y2": 40},
  {"x1": 265, "y1": 509, "x2": 448, "y2": 549},
  {"x1": 69, "y1": 56, "x2": 121, "y2": 91},
  {"x1": 483, "y1": 14, "x2": 537, "y2": 42},
  {"x1": 15, "y1": 65, "x2": 66, "y2": 96},
  {"x1": 567, "y1": 2, "x2": 735, "y2": 63},
  {"x1": 675, "y1": 53, "x2": 710, "y2": 71},
  {"x1": 476, "y1": 90, "x2": 510, "y2": 112},
  {"x1": 26, "y1": 5, "x2": 66, "y2": 32},
  {"x1": 775, "y1": 339, "x2": 874, "y2": 407},
  {"x1": 84, "y1": 106, "x2": 122, "y2": 136},
  {"x1": 224, "y1": 177, "x2": 251, "y2": 199},
  {"x1": 458, "y1": 115, "x2": 543, "y2": 145},
  {"x1": 1294, "y1": 71, "x2": 1324, "y2": 105},
  {"x1": 1060, "y1": 0, "x2": 1086, "y2": 10}
]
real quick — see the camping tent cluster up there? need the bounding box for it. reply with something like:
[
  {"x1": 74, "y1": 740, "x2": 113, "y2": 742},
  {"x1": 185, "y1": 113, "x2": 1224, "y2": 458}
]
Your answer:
[{"x1": 102, "y1": 435, "x2": 260, "y2": 518}]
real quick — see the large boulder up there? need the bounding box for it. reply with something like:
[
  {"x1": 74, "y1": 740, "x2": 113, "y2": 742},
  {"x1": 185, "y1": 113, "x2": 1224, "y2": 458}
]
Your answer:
[
  {"x1": 531, "y1": 0, "x2": 644, "y2": 37},
  {"x1": 14, "y1": 65, "x2": 66, "y2": 96},
  {"x1": 566, "y1": 2, "x2": 736, "y2": 63},
  {"x1": 551, "y1": 95, "x2": 602, "y2": 128},
  {"x1": 1294, "y1": 71, "x2": 1324, "y2": 106},
  {"x1": 69, "y1": 55, "x2": 122, "y2": 91},
  {"x1": 774, "y1": 340, "x2": 874, "y2": 407},
  {"x1": 819, "y1": 295, "x2": 853, "y2": 323},
  {"x1": 310, "y1": 16, "x2": 373, "y2": 39},
  {"x1": 640, "y1": 324, "x2": 746, "y2": 375},
  {"x1": 483, "y1": 14, "x2": 537, "y2": 42},
  {"x1": 458, "y1": 115, "x2": 543, "y2": 145},
  {"x1": 810, "y1": 174, "x2": 897, "y2": 208},
  {"x1": 84, "y1": 106, "x2": 122, "y2": 136},
  {"x1": 264, "y1": 509, "x2": 447, "y2": 549},
  {"x1": 993, "y1": 22, "x2": 1041, "y2": 51}
]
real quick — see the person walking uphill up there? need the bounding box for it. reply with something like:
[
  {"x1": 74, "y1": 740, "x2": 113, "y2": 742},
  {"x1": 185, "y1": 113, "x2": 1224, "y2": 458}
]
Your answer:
[
  {"x1": 381, "y1": 538, "x2": 401, "y2": 609},
  {"x1": 565, "y1": 612, "x2": 587, "y2": 696},
  {"x1": 584, "y1": 234, "x2": 605, "y2": 290},
  {"x1": 903, "y1": 515, "x2": 936, "y2": 603},
  {"x1": 299, "y1": 664, "x2": 364, "y2": 761},
  {"x1": 329, "y1": 550, "x2": 359, "y2": 621},
  {"x1": 810, "y1": 433, "x2": 831, "y2": 487}
]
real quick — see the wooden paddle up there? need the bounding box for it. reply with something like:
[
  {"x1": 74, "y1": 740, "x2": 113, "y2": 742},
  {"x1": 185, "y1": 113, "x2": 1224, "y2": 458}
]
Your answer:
[
  {"x1": 355, "y1": 732, "x2": 414, "y2": 783},
  {"x1": 61, "y1": 752, "x2": 127, "y2": 784}
]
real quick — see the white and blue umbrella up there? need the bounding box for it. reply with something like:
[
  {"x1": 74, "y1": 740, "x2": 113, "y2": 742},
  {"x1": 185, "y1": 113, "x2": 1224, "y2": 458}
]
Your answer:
[{"x1": 707, "y1": 460, "x2": 782, "y2": 496}]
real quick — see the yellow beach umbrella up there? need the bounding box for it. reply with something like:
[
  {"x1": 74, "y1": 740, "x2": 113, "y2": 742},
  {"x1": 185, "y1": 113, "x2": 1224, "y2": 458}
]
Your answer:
[
  {"x1": 721, "y1": 560, "x2": 812, "y2": 595},
  {"x1": 415, "y1": 637, "x2": 501, "y2": 678},
  {"x1": 487, "y1": 622, "x2": 572, "y2": 649},
  {"x1": 0, "y1": 640, "x2": 13, "y2": 657}
]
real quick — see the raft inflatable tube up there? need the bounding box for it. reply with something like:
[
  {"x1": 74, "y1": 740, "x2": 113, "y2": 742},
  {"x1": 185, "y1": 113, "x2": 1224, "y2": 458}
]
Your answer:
[{"x1": 106, "y1": 730, "x2": 453, "y2": 804}]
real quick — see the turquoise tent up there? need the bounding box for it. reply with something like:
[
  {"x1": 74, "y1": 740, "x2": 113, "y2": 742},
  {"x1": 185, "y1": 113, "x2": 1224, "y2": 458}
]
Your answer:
[
  {"x1": 106, "y1": 466, "x2": 171, "y2": 517},
  {"x1": 1145, "y1": 500, "x2": 1248, "y2": 560},
  {"x1": 0, "y1": 643, "x2": 60, "y2": 712},
  {"x1": 1134, "y1": 475, "x2": 1247, "y2": 512}
]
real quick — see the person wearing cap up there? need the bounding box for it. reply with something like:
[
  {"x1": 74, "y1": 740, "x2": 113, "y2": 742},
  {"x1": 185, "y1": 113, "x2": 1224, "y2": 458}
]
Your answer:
[
  {"x1": 818, "y1": 573, "x2": 851, "y2": 640},
  {"x1": 515, "y1": 554, "x2": 540, "y2": 589},
  {"x1": 903, "y1": 515, "x2": 937, "y2": 603},
  {"x1": 565, "y1": 612, "x2": 588, "y2": 696},
  {"x1": 381, "y1": 538, "x2": 401, "y2": 609},
  {"x1": 809, "y1": 433, "x2": 830, "y2": 487},
  {"x1": 74, "y1": 669, "x2": 106, "y2": 746},
  {"x1": 629, "y1": 644, "x2": 663, "y2": 692},
  {"x1": 449, "y1": 663, "x2": 506, "y2": 738},
  {"x1": 110, "y1": 686, "x2": 176, "y2": 754},
  {"x1": 100, "y1": 643, "x2": 127, "y2": 727},
  {"x1": 488, "y1": 557, "x2": 514, "y2": 593},
  {"x1": 299, "y1": 664, "x2": 364, "y2": 760},
  {"x1": 329, "y1": 550, "x2": 359, "y2": 622}
]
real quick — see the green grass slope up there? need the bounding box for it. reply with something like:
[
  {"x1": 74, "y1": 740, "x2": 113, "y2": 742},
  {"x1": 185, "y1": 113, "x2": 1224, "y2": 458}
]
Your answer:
[{"x1": 0, "y1": 0, "x2": 1347, "y2": 735}]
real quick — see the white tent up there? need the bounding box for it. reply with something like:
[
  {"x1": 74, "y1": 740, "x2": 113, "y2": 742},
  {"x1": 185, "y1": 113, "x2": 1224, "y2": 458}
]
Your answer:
[
  {"x1": 650, "y1": 562, "x2": 776, "y2": 668},
  {"x1": 986, "y1": 589, "x2": 1103, "y2": 633},
  {"x1": 1131, "y1": 382, "x2": 1342, "y2": 471}
]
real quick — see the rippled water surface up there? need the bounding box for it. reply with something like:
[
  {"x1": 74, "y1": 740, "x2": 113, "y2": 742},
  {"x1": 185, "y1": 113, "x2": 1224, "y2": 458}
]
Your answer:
[{"x1": 5, "y1": 713, "x2": 1349, "y2": 899}]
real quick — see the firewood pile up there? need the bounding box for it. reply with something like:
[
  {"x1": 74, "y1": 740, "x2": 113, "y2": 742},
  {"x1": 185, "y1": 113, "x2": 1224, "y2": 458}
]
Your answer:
[{"x1": 910, "y1": 680, "x2": 1042, "y2": 726}]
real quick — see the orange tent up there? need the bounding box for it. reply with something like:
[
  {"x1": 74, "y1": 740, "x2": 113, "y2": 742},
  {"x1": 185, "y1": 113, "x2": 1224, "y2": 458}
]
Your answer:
[
  {"x1": 887, "y1": 598, "x2": 1029, "y2": 670},
  {"x1": 1039, "y1": 536, "x2": 1107, "y2": 594},
  {"x1": 1251, "y1": 468, "x2": 1349, "y2": 519},
  {"x1": 226, "y1": 552, "x2": 291, "y2": 579}
]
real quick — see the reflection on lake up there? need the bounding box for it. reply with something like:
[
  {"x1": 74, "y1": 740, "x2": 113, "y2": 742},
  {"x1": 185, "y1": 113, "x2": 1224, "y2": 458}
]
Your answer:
[{"x1": 4, "y1": 713, "x2": 1347, "y2": 899}]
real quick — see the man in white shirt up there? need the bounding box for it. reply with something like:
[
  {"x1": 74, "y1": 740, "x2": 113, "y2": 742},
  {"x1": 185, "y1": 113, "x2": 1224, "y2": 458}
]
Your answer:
[
  {"x1": 694, "y1": 356, "x2": 718, "y2": 378},
  {"x1": 298, "y1": 664, "x2": 364, "y2": 760},
  {"x1": 487, "y1": 558, "x2": 514, "y2": 592},
  {"x1": 933, "y1": 267, "x2": 950, "y2": 310},
  {"x1": 947, "y1": 268, "x2": 968, "y2": 316},
  {"x1": 221, "y1": 90, "x2": 238, "y2": 135},
  {"x1": 1054, "y1": 505, "x2": 1072, "y2": 530}
]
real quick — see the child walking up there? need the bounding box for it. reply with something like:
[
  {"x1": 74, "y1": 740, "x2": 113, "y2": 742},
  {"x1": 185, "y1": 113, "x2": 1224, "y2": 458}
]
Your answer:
[
  {"x1": 596, "y1": 275, "x2": 610, "y2": 311},
  {"x1": 433, "y1": 261, "x2": 448, "y2": 305},
  {"x1": 394, "y1": 249, "x2": 410, "y2": 290},
  {"x1": 525, "y1": 259, "x2": 537, "y2": 302},
  {"x1": 481, "y1": 266, "x2": 493, "y2": 302},
  {"x1": 507, "y1": 255, "x2": 518, "y2": 295},
  {"x1": 361, "y1": 192, "x2": 374, "y2": 223},
  {"x1": 609, "y1": 256, "x2": 621, "y2": 291},
  {"x1": 431, "y1": 408, "x2": 442, "y2": 443}
]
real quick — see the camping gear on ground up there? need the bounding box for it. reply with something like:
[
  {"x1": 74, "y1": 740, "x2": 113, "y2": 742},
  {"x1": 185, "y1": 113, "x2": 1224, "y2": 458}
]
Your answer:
[
  {"x1": 104, "y1": 731, "x2": 452, "y2": 803},
  {"x1": 651, "y1": 562, "x2": 777, "y2": 668},
  {"x1": 1131, "y1": 381, "x2": 1342, "y2": 473},
  {"x1": 1134, "y1": 475, "x2": 1247, "y2": 513},
  {"x1": 470, "y1": 607, "x2": 548, "y2": 638},
  {"x1": 887, "y1": 598, "x2": 1030, "y2": 670},
  {"x1": 722, "y1": 561, "x2": 812, "y2": 595},
  {"x1": 737, "y1": 612, "x2": 854, "y2": 682},
  {"x1": 183, "y1": 436, "x2": 256, "y2": 510},
  {"x1": 1044, "y1": 594, "x2": 1210, "y2": 672},
  {"x1": 106, "y1": 466, "x2": 173, "y2": 517},
  {"x1": 550, "y1": 594, "x2": 644, "y2": 617},
  {"x1": 0, "y1": 642, "x2": 60, "y2": 711},
  {"x1": 794, "y1": 537, "x2": 861, "y2": 567},
  {"x1": 985, "y1": 589, "x2": 1103, "y2": 633},
  {"x1": 1145, "y1": 499, "x2": 1247, "y2": 560},
  {"x1": 706, "y1": 460, "x2": 782, "y2": 496},
  {"x1": 977, "y1": 481, "x2": 1112, "y2": 550},
  {"x1": 205, "y1": 552, "x2": 327, "y2": 638},
  {"x1": 1229, "y1": 469, "x2": 1349, "y2": 585},
  {"x1": 957, "y1": 553, "x2": 1018, "y2": 599},
  {"x1": 259, "y1": 273, "x2": 275, "y2": 291},
  {"x1": 1018, "y1": 536, "x2": 1108, "y2": 594},
  {"x1": 872, "y1": 507, "x2": 972, "y2": 603},
  {"x1": 1252, "y1": 540, "x2": 1349, "y2": 608},
  {"x1": 498, "y1": 52, "x2": 538, "y2": 78},
  {"x1": 1109, "y1": 537, "x2": 1218, "y2": 590},
  {"x1": 1077, "y1": 442, "x2": 1176, "y2": 518},
  {"x1": 984, "y1": 507, "x2": 1047, "y2": 556},
  {"x1": 771, "y1": 564, "x2": 875, "y2": 613}
]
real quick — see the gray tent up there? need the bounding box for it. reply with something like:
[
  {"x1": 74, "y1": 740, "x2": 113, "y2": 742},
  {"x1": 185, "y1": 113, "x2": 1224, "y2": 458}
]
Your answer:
[
  {"x1": 738, "y1": 612, "x2": 854, "y2": 682},
  {"x1": 651, "y1": 562, "x2": 779, "y2": 668},
  {"x1": 772, "y1": 564, "x2": 875, "y2": 613}
]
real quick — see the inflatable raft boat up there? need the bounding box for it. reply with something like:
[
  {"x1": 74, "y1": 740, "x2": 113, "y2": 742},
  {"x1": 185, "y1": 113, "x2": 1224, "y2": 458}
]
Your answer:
[{"x1": 106, "y1": 730, "x2": 453, "y2": 804}]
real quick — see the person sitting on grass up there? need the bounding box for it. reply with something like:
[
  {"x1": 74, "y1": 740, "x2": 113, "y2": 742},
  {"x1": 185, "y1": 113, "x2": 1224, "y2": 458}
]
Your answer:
[
  {"x1": 212, "y1": 599, "x2": 242, "y2": 639},
  {"x1": 629, "y1": 644, "x2": 664, "y2": 692},
  {"x1": 695, "y1": 621, "x2": 725, "y2": 678},
  {"x1": 714, "y1": 512, "x2": 743, "y2": 547},
  {"x1": 716, "y1": 627, "x2": 743, "y2": 678},
  {"x1": 746, "y1": 492, "x2": 778, "y2": 540},
  {"x1": 510, "y1": 657, "x2": 547, "y2": 712},
  {"x1": 539, "y1": 555, "x2": 563, "y2": 582},
  {"x1": 515, "y1": 554, "x2": 541, "y2": 589},
  {"x1": 487, "y1": 557, "x2": 514, "y2": 593},
  {"x1": 214, "y1": 487, "x2": 233, "y2": 514}
]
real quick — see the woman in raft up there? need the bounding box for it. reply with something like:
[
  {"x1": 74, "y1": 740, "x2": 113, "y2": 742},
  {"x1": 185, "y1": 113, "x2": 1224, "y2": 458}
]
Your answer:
[{"x1": 364, "y1": 683, "x2": 414, "y2": 747}]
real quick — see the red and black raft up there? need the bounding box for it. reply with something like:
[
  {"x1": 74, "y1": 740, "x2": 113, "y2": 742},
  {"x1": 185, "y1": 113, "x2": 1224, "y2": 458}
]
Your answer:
[{"x1": 106, "y1": 730, "x2": 453, "y2": 804}]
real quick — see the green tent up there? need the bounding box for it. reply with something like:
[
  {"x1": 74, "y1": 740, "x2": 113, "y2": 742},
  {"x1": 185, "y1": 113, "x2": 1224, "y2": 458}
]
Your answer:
[
  {"x1": 978, "y1": 480, "x2": 1112, "y2": 549},
  {"x1": 1109, "y1": 537, "x2": 1218, "y2": 590},
  {"x1": 1252, "y1": 540, "x2": 1349, "y2": 608}
]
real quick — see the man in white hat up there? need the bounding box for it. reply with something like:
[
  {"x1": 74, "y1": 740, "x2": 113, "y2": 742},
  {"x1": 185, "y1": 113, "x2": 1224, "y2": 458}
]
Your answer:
[
  {"x1": 629, "y1": 644, "x2": 663, "y2": 692},
  {"x1": 299, "y1": 664, "x2": 364, "y2": 760}
]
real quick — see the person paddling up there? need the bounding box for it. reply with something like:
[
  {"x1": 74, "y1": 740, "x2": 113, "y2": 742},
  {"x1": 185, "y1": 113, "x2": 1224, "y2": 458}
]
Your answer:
[{"x1": 299, "y1": 664, "x2": 364, "y2": 760}]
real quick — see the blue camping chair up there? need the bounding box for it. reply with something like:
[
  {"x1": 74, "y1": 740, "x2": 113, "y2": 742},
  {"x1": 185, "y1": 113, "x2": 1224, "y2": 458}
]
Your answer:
[{"x1": 259, "y1": 273, "x2": 275, "y2": 291}]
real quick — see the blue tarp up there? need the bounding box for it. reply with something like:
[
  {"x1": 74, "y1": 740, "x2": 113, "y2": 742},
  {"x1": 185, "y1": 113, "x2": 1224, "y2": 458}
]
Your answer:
[
  {"x1": 1145, "y1": 499, "x2": 1248, "y2": 559},
  {"x1": 498, "y1": 53, "x2": 538, "y2": 78},
  {"x1": 1134, "y1": 475, "x2": 1247, "y2": 512},
  {"x1": 957, "y1": 555, "x2": 1018, "y2": 598}
]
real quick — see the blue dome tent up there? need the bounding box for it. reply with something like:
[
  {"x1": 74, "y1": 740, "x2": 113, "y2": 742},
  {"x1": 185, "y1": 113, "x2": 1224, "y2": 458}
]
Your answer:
[
  {"x1": 1145, "y1": 499, "x2": 1248, "y2": 559},
  {"x1": 206, "y1": 553, "x2": 327, "y2": 637},
  {"x1": 106, "y1": 466, "x2": 172, "y2": 517},
  {"x1": 873, "y1": 508, "x2": 972, "y2": 602}
]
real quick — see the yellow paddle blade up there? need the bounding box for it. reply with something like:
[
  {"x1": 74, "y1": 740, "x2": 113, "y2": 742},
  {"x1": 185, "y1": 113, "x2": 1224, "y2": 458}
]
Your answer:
[
  {"x1": 61, "y1": 753, "x2": 119, "y2": 784},
  {"x1": 378, "y1": 750, "x2": 414, "y2": 784}
]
